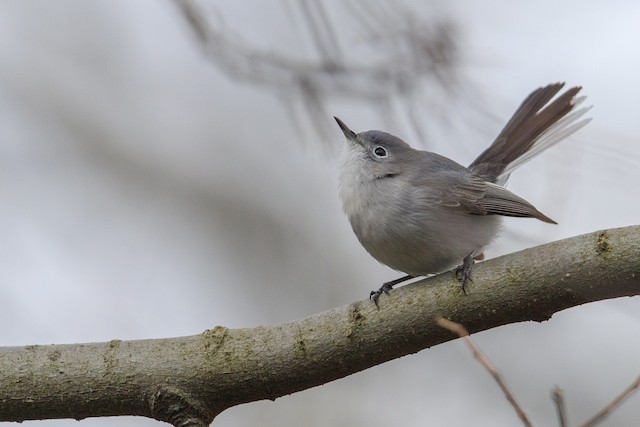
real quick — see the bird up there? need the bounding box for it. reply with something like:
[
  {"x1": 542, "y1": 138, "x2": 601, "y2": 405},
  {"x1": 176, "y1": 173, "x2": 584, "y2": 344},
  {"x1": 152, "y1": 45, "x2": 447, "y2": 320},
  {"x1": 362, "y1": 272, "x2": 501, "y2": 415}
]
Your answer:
[{"x1": 335, "y1": 83, "x2": 591, "y2": 304}]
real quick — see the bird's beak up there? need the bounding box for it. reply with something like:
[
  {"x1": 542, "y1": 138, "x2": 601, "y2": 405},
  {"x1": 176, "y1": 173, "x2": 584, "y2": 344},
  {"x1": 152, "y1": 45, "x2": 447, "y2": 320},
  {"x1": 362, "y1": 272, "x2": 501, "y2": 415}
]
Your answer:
[{"x1": 334, "y1": 116, "x2": 358, "y2": 142}]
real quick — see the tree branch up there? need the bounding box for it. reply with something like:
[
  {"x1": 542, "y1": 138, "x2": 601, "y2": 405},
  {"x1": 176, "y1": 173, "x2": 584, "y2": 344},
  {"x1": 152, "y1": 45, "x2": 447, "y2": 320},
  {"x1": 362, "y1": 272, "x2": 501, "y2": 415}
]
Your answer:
[{"x1": 1, "y1": 226, "x2": 639, "y2": 425}]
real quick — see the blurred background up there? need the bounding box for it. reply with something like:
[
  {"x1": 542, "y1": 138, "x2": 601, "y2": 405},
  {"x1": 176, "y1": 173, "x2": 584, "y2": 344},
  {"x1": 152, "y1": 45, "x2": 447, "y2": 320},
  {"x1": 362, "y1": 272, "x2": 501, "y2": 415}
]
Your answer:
[{"x1": 1, "y1": 1, "x2": 639, "y2": 426}]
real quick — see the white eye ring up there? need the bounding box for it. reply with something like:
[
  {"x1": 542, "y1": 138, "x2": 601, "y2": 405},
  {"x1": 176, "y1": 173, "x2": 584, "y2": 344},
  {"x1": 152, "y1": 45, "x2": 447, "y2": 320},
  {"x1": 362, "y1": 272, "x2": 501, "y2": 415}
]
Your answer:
[{"x1": 373, "y1": 146, "x2": 388, "y2": 158}]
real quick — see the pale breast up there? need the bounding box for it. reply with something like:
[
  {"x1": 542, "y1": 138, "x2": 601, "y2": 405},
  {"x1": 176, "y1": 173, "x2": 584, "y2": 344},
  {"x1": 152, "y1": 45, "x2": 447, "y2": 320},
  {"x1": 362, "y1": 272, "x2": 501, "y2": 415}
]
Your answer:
[{"x1": 338, "y1": 154, "x2": 501, "y2": 275}]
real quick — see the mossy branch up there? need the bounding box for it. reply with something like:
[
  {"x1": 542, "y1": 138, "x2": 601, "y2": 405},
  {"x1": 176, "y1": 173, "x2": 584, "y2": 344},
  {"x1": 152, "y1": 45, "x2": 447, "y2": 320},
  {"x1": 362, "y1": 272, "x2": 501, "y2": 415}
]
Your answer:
[{"x1": 0, "y1": 226, "x2": 638, "y2": 426}]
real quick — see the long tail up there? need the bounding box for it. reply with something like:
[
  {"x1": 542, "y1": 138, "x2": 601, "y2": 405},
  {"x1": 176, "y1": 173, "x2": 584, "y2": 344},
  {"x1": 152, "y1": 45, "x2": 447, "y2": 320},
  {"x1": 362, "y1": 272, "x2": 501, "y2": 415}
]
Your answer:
[{"x1": 469, "y1": 83, "x2": 591, "y2": 184}]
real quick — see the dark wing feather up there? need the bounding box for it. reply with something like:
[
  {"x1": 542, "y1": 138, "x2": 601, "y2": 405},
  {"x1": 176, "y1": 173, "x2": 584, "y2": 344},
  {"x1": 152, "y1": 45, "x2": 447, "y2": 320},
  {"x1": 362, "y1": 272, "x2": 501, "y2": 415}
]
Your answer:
[
  {"x1": 439, "y1": 177, "x2": 556, "y2": 223},
  {"x1": 407, "y1": 151, "x2": 556, "y2": 223},
  {"x1": 479, "y1": 182, "x2": 556, "y2": 223}
]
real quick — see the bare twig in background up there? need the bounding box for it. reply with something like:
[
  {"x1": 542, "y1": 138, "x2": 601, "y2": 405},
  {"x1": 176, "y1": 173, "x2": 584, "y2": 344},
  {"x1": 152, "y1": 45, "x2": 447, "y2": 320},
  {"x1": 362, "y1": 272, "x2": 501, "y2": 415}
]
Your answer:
[
  {"x1": 552, "y1": 386, "x2": 568, "y2": 427},
  {"x1": 579, "y1": 375, "x2": 640, "y2": 427},
  {"x1": 437, "y1": 317, "x2": 640, "y2": 427},
  {"x1": 435, "y1": 317, "x2": 534, "y2": 427},
  {"x1": 172, "y1": 0, "x2": 468, "y2": 146}
]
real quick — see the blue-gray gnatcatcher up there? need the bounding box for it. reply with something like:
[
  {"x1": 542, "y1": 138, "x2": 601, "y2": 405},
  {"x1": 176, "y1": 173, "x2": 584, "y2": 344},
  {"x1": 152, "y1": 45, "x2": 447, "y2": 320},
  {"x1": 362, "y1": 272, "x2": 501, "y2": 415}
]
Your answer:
[{"x1": 335, "y1": 83, "x2": 591, "y2": 303}]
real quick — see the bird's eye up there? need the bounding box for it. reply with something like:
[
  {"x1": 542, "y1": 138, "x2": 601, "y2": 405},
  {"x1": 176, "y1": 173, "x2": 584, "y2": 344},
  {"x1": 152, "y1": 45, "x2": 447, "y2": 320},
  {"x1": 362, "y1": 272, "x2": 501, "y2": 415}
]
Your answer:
[{"x1": 373, "y1": 146, "x2": 388, "y2": 158}]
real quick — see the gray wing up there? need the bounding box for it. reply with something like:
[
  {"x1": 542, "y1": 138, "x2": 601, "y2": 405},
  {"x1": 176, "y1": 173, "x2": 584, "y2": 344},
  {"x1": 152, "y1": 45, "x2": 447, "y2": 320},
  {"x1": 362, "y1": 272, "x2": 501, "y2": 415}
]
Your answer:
[
  {"x1": 429, "y1": 174, "x2": 556, "y2": 224},
  {"x1": 408, "y1": 152, "x2": 556, "y2": 223},
  {"x1": 452, "y1": 178, "x2": 555, "y2": 223}
]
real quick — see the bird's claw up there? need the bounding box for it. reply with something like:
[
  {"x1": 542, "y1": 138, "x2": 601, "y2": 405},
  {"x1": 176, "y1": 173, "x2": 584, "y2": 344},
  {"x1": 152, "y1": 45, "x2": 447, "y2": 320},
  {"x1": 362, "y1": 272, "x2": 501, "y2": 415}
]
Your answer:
[
  {"x1": 369, "y1": 283, "x2": 393, "y2": 307},
  {"x1": 455, "y1": 254, "x2": 476, "y2": 293}
]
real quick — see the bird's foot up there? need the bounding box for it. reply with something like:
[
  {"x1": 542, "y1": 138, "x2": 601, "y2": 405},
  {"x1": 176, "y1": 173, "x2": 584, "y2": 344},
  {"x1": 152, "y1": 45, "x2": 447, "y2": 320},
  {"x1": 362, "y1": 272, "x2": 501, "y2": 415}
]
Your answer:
[
  {"x1": 455, "y1": 254, "x2": 475, "y2": 293},
  {"x1": 369, "y1": 275, "x2": 413, "y2": 307},
  {"x1": 369, "y1": 283, "x2": 393, "y2": 307}
]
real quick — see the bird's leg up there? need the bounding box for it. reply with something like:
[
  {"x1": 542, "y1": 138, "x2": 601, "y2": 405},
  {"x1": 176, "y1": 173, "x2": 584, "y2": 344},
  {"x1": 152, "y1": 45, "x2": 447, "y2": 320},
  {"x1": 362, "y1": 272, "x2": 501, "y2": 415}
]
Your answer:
[
  {"x1": 455, "y1": 253, "x2": 475, "y2": 293},
  {"x1": 370, "y1": 275, "x2": 413, "y2": 306}
]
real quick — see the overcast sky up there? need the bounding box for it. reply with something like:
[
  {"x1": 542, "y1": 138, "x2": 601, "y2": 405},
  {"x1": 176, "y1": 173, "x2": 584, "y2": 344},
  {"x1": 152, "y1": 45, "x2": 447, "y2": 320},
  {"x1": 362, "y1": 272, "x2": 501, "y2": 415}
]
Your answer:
[{"x1": 1, "y1": 1, "x2": 639, "y2": 426}]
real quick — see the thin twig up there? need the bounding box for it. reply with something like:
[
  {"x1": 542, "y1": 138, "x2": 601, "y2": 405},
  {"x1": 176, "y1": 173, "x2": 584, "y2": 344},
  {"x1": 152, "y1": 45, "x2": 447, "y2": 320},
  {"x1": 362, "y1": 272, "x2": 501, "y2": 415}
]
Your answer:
[
  {"x1": 173, "y1": 0, "x2": 464, "y2": 145},
  {"x1": 579, "y1": 375, "x2": 640, "y2": 427},
  {"x1": 552, "y1": 386, "x2": 568, "y2": 427},
  {"x1": 435, "y1": 317, "x2": 534, "y2": 427}
]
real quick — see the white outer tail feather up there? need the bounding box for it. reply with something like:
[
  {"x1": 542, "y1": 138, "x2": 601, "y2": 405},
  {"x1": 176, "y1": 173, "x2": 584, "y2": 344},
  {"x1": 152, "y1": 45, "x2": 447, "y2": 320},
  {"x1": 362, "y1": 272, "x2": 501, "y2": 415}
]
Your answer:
[{"x1": 496, "y1": 98, "x2": 593, "y2": 186}]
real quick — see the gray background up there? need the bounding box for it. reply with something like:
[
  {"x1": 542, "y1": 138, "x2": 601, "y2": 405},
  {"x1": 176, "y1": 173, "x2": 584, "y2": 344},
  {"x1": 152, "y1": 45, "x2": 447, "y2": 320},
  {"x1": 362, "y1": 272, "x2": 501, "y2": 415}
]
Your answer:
[{"x1": 1, "y1": 1, "x2": 639, "y2": 426}]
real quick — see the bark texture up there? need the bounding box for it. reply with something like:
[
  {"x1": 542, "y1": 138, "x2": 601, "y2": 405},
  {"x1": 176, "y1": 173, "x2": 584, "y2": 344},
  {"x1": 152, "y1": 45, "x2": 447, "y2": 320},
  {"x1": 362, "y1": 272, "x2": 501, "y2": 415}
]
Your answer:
[{"x1": 0, "y1": 226, "x2": 638, "y2": 425}]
